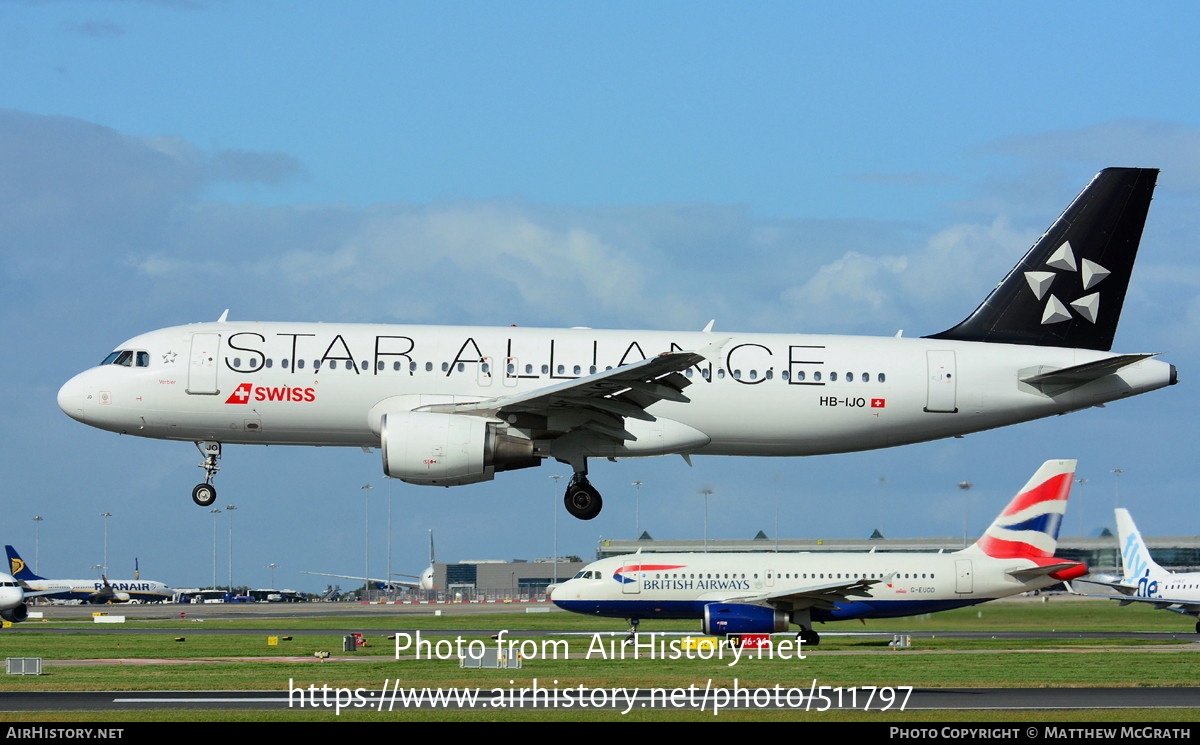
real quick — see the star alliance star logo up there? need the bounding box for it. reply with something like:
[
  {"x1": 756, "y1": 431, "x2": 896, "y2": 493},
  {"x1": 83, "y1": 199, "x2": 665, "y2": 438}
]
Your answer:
[
  {"x1": 162, "y1": 351, "x2": 178, "y2": 363},
  {"x1": 1023, "y1": 241, "x2": 1109, "y2": 325}
]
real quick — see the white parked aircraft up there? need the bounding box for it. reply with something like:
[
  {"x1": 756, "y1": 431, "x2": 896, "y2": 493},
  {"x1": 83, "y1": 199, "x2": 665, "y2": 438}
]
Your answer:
[
  {"x1": 0, "y1": 573, "x2": 30, "y2": 624},
  {"x1": 1079, "y1": 509, "x2": 1200, "y2": 633},
  {"x1": 5, "y1": 545, "x2": 173, "y2": 604},
  {"x1": 303, "y1": 530, "x2": 437, "y2": 592},
  {"x1": 551, "y1": 459, "x2": 1085, "y2": 644},
  {"x1": 58, "y1": 169, "x2": 1175, "y2": 520}
]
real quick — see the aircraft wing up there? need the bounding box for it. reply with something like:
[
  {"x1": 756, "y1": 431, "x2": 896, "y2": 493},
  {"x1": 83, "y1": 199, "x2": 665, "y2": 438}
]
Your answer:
[
  {"x1": 709, "y1": 579, "x2": 879, "y2": 612},
  {"x1": 440, "y1": 342, "x2": 726, "y2": 442},
  {"x1": 301, "y1": 571, "x2": 421, "y2": 589}
]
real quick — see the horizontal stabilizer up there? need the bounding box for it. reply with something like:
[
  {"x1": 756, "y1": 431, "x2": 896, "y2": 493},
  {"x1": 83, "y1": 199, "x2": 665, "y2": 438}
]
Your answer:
[
  {"x1": 1020, "y1": 354, "x2": 1158, "y2": 391},
  {"x1": 1006, "y1": 561, "x2": 1084, "y2": 581}
]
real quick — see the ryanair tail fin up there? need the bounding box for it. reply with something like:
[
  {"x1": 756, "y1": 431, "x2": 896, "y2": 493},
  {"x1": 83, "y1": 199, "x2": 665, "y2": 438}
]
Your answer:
[
  {"x1": 970, "y1": 459, "x2": 1076, "y2": 561},
  {"x1": 5, "y1": 545, "x2": 43, "y2": 582},
  {"x1": 927, "y1": 168, "x2": 1158, "y2": 351}
]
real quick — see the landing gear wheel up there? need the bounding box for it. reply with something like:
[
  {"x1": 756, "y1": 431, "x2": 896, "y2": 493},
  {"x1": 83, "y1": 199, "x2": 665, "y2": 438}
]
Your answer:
[
  {"x1": 798, "y1": 628, "x2": 820, "y2": 646},
  {"x1": 1195, "y1": 620, "x2": 1200, "y2": 634},
  {"x1": 192, "y1": 483, "x2": 217, "y2": 507},
  {"x1": 564, "y1": 479, "x2": 603, "y2": 520}
]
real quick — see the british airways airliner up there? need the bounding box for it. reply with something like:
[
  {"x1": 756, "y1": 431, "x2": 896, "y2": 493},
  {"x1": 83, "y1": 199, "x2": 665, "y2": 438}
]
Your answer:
[
  {"x1": 552, "y1": 459, "x2": 1085, "y2": 644},
  {"x1": 57, "y1": 169, "x2": 1175, "y2": 519}
]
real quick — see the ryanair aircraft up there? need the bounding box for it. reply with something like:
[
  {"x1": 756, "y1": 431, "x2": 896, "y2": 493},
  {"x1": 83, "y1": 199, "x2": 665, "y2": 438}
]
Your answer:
[
  {"x1": 58, "y1": 169, "x2": 1174, "y2": 520},
  {"x1": 6, "y1": 546, "x2": 172, "y2": 604}
]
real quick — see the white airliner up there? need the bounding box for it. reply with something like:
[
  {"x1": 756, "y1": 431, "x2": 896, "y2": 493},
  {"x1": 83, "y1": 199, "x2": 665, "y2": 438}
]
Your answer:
[
  {"x1": 5, "y1": 546, "x2": 173, "y2": 604},
  {"x1": 0, "y1": 573, "x2": 31, "y2": 624},
  {"x1": 1079, "y1": 509, "x2": 1200, "y2": 633},
  {"x1": 551, "y1": 459, "x2": 1085, "y2": 644},
  {"x1": 303, "y1": 530, "x2": 437, "y2": 592},
  {"x1": 57, "y1": 169, "x2": 1175, "y2": 520}
]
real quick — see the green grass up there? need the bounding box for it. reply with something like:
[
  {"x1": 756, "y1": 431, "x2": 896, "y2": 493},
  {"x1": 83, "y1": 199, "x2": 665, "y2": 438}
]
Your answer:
[{"x1": 1, "y1": 600, "x2": 1196, "y2": 721}]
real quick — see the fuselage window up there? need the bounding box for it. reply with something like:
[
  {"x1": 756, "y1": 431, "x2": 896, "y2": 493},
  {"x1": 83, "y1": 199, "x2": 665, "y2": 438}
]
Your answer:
[
  {"x1": 441, "y1": 362, "x2": 449, "y2": 372},
  {"x1": 845, "y1": 372, "x2": 852, "y2": 382},
  {"x1": 733, "y1": 369, "x2": 742, "y2": 380},
  {"x1": 457, "y1": 362, "x2": 465, "y2": 372},
  {"x1": 313, "y1": 361, "x2": 321, "y2": 370},
  {"x1": 426, "y1": 362, "x2": 433, "y2": 372},
  {"x1": 525, "y1": 364, "x2": 534, "y2": 374},
  {"x1": 878, "y1": 373, "x2": 886, "y2": 383},
  {"x1": 506, "y1": 363, "x2": 515, "y2": 374},
  {"x1": 717, "y1": 369, "x2": 726, "y2": 379},
  {"x1": 685, "y1": 368, "x2": 693, "y2": 378},
  {"x1": 265, "y1": 359, "x2": 273, "y2": 369},
  {"x1": 589, "y1": 365, "x2": 597, "y2": 374},
  {"x1": 542, "y1": 365, "x2": 550, "y2": 374},
  {"x1": 861, "y1": 372, "x2": 869, "y2": 383},
  {"x1": 749, "y1": 370, "x2": 757, "y2": 380},
  {"x1": 557, "y1": 365, "x2": 565, "y2": 375},
  {"x1": 282, "y1": 359, "x2": 290, "y2": 369},
  {"x1": 573, "y1": 365, "x2": 581, "y2": 375},
  {"x1": 391, "y1": 361, "x2": 400, "y2": 371},
  {"x1": 765, "y1": 370, "x2": 773, "y2": 380},
  {"x1": 702, "y1": 369, "x2": 711, "y2": 380},
  {"x1": 830, "y1": 372, "x2": 838, "y2": 382},
  {"x1": 796, "y1": 371, "x2": 805, "y2": 381},
  {"x1": 297, "y1": 359, "x2": 306, "y2": 370},
  {"x1": 482, "y1": 362, "x2": 491, "y2": 374},
  {"x1": 813, "y1": 371, "x2": 822, "y2": 381}
]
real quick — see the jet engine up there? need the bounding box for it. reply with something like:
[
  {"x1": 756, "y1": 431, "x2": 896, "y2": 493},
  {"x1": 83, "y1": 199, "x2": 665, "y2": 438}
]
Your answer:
[
  {"x1": 1, "y1": 604, "x2": 28, "y2": 623},
  {"x1": 380, "y1": 411, "x2": 540, "y2": 486},
  {"x1": 701, "y1": 603, "x2": 788, "y2": 636}
]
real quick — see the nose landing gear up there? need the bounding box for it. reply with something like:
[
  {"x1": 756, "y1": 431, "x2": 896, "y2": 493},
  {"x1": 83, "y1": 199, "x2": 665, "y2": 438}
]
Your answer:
[{"x1": 192, "y1": 442, "x2": 221, "y2": 507}]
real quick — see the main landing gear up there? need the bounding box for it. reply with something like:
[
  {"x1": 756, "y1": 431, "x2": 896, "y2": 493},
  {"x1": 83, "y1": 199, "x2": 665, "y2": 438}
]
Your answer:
[
  {"x1": 192, "y1": 441, "x2": 221, "y2": 507},
  {"x1": 624, "y1": 617, "x2": 640, "y2": 644},
  {"x1": 796, "y1": 627, "x2": 820, "y2": 646},
  {"x1": 563, "y1": 472, "x2": 603, "y2": 520}
]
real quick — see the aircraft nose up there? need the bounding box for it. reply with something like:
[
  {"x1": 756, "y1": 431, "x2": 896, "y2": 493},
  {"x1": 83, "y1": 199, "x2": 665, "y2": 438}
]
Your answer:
[{"x1": 57, "y1": 374, "x2": 87, "y2": 422}]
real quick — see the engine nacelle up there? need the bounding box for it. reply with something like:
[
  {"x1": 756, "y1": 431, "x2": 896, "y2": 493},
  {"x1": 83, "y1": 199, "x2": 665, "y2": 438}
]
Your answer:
[
  {"x1": 701, "y1": 603, "x2": 788, "y2": 636},
  {"x1": 381, "y1": 411, "x2": 540, "y2": 486},
  {"x1": 1, "y1": 604, "x2": 28, "y2": 624}
]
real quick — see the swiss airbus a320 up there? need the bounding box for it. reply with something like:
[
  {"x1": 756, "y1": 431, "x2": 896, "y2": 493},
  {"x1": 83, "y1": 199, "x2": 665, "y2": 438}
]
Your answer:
[{"x1": 58, "y1": 168, "x2": 1176, "y2": 520}]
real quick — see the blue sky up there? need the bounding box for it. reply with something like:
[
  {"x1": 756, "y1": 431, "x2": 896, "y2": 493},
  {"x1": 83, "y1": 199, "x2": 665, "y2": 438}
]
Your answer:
[{"x1": 2, "y1": 2, "x2": 1198, "y2": 592}]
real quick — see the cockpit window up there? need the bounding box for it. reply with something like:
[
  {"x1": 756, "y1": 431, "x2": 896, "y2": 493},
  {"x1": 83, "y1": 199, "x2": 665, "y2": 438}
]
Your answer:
[{"x1": 101, "y1": 350, "x2": 150, "y2": 368}]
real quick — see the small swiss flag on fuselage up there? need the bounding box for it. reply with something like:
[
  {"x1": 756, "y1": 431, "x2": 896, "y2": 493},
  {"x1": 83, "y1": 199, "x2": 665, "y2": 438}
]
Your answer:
[{"x1": 871, "y1": 398, "x2": 886, "y2": 408}]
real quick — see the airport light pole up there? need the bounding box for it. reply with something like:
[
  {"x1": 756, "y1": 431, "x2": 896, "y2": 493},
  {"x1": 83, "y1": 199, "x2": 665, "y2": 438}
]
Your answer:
[
  {"x1": 99, "y1": 512, "x2": 112, "y2": 575},
  {"x1": 209, "y1": 508, "x2": 221, "y2": 589},
  {"x1": 225, "y1": 504, "x2": 237, "y2": 594},
  {"x1": 267, "y1": 563, "x2": 278, "y2": 589},
  {"x1": 32, "y1": 516, "x2": 43, "y2": 574},
  {"x1": 361, "y1": 484, "x2": 373, "y2": 601},
  {"x1": 1111, "y1": 468, "x2": 1124, "y2": 511},
  {"x1": 550, "y1": 475, "x2": 562, "y2": 584},
  {"x1": 632, "y1": 481, "x2": 643, "y2": 538},
  {"x1": 698, "y1": 488, "x2": 713, "y2": 552},
  {"x1": 958, "y1": 481, "x2": 973, "y2": 547},
  {"x1": 1074, "y1": 477, "x2": 1088, "y2": 536}
]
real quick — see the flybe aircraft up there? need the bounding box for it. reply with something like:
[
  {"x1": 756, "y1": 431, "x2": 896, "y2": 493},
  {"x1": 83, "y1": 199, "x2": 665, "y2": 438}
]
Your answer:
[
  {"x1": 5, "y1": 546, "x2": 173, "y2": 604},
  {"x1": 551, "y1": 459, "x2": 1085, "y2": 644},
  {"x1": 57, "y1": 169, "x2": 1174, "y2": 520},
  {"x1": 1082, "y1": 509, "x2": 1200, "y2": 633}
]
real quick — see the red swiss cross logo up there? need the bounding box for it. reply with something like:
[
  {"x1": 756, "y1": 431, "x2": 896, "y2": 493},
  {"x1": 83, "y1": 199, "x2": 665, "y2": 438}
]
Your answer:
[
  {"x1": 225, "y1": 383, "x2": 253, "y2": 405},
  {"x1": 871, "y1": 398, "x2": 886, "y2": 408}
]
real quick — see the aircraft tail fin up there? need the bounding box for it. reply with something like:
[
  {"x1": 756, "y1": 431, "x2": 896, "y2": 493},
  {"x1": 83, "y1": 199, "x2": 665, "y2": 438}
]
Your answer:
[
  {"x1": 5, "y1": 545, "x2": 43, "y2": 582},
  {"x1": 926, "y1": 168, "x2": 1158, "y2": 351},
  {"x1": 970, "y1": 459, "x2": 1076, "y2": 560},
  {"x1": 1115, "y1": 508, "x2": 1168, "y2": 582}
]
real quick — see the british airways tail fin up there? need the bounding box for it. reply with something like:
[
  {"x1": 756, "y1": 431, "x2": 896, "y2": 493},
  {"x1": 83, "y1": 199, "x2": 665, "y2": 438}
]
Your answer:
[
  {"x1": 969, "y1": 459, "x2": 1076, "y2": 560},
  {"x1": 1115, "y1": 508, "x2": 1168, "y2": 582},
  {"x1": 927, "y1": 168, "x2": 1158, "y2": 352},
  {"x1": 5, "y1": 545, "x2": 43, "y2": 582}
]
